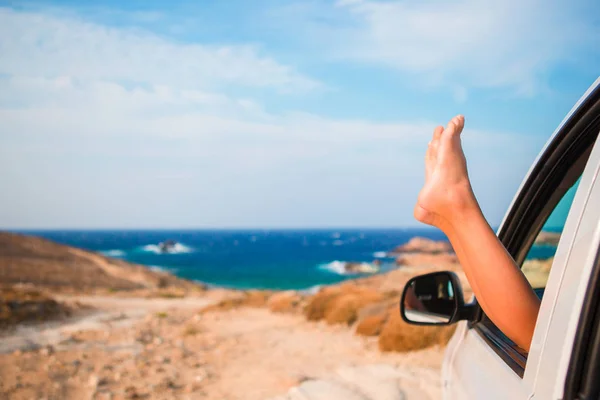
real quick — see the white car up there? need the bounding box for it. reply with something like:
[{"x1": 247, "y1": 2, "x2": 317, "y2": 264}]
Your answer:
[{"x1": 400, "y1": 77, "x2": 600, "y2": 400}]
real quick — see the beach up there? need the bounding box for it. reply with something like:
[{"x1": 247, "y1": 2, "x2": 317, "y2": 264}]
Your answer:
[
  {"x1": 0, "y1": 292, "x2": 446, "y2": 400},
  {"x1": 0, "y1": 231, "x2": 551, "y2": 399}
]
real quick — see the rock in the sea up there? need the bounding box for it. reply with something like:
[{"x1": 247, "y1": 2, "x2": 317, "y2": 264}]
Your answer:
[
  {"x1": 344, "y1": 262, "x2": 380, "y2": 274},
  {"x1": 158, "y1": 240, "x2": 177, "y2": 254},
  {"x1": 391, "y1": 237, "x2": 452, "y2": 254}
]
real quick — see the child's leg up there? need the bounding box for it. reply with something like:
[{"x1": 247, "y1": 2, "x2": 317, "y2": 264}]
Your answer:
[{"x1": 415, "y1": 116, "x2": 539, "y2": 351}]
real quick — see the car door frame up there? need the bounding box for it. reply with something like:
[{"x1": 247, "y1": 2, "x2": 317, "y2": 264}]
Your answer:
[{"x1": 443, "y1": 77, "x2": 600, "y2": 400}]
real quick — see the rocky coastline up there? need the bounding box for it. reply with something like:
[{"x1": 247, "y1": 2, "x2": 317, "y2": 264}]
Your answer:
[{"x1": 0, "y1": 232, "x2": 549, "y2": 399}]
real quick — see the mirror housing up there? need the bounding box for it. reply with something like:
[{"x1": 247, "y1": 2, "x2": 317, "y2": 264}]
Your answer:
[{"x1": 400, "y1": 271, "x2": 475, "y2": 326}]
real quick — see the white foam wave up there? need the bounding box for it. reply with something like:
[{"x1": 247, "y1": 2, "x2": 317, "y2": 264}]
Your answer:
[
  {"x1": 101, "y1": 249, "x2": 126, "y2": 257},
  {"x1": 141, "y1": 244, "x2": 161, "y2": 253},
  {"x1": 332, "y1": 240, "x2": 344, "y2": 246},
  {"x1": 373, "y1": 251, "x2": 388, "y2": 258},
  {"x1": 319, "y1": 260, "x2": 379, "y2": 275},
  {"x1": 318, "y1": 260, "x2": 349, "y2": 275},
  {"x1": 141, "y1": 243, "x2": 193, "y2": 254}
]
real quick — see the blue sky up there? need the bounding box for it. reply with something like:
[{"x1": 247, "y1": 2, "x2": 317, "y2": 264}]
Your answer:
[{"x1": 0, "y1": 0, "x2": 599, "y2": 229}]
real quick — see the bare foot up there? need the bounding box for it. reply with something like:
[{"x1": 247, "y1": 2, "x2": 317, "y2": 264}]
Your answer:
[{"x1": 414, "y1": 115, "x2": 478, "y2": 229}]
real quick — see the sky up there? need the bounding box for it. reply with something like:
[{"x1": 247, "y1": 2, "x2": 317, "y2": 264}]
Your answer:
[{"x1": 0, "y1": 0, "x2": 599, "y2": 229}]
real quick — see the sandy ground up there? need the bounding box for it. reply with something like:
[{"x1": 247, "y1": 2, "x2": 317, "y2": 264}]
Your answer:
[{"x1": 0, "y1": 294, "x2": 445, "y2": 400}]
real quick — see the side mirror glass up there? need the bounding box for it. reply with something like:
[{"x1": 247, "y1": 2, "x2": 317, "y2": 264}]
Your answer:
[{"x1": 401, "y1": 271, "x2": 465, "y2": 325}]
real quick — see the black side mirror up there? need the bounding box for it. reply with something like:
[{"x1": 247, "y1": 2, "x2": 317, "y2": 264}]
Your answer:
[{"x1": 401, "y1": 271, "x2": 474, "y2": 326}]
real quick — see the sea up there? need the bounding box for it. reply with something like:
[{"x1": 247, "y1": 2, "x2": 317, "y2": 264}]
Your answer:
[{"x1": 25, "y1": 229, "x2": 557, "y2": 291}]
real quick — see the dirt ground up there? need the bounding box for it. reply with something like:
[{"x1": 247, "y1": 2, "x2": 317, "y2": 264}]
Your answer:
[{"x1": 0, "y1": 294, "x2": 445, "y2": 400}]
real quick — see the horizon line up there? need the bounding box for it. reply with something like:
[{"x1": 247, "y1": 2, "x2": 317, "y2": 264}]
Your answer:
[{"x1": 3, "y1": 226, "x2": 447, "y2": 232}]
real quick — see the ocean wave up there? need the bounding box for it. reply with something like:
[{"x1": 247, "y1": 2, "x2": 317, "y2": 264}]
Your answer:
[
  {"x1": 319, "y1": 260, "x2": 348, "y2": 275},
  {"x1": 140, "y1": 243, "x2": 193, "y2": 254},
  {"x1": 332, "y1": 240, "x2": 344, "y2": 246},
  {"x1": 318, "y1": 260, "x2": 379, "y2": 275},
  {"x1": 373, "y1": 251, "x2": 388, "y2": 258},
  {"x1": 101, "y1": 249, "x2": 126, "y2": 257}
]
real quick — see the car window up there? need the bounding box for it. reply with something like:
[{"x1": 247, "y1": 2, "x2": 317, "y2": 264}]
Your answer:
[{"x1": 522, "y1": 178, "x2": 581, "y2": 292}]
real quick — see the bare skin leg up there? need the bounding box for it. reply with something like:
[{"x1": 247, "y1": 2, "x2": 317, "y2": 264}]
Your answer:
[{"x1": 415, "y1": 115, "x2": 540, "y2": 352}]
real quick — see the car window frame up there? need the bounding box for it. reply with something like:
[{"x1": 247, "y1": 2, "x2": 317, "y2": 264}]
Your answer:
[
  {"x1": 564, "y1": 246, "x2": 600, "y2": 399},
  {"x1": 470, "y1": 84, "x2": 600, "y2": 378}
]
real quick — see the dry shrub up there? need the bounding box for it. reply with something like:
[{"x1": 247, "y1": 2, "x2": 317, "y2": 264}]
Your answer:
[
  {"x1": 200, "y1": 290, "x2": 271, "y2": 314},
  {"x1": 355, "y1": 311, "x2": 390, "y2": 336},
  {"x1": 357, "y1": 298, "x2": 396, "y2": 320},
  {"x1": 522, "y1": 257, "x2": 553, "y2": 289},
  {"x1": 378, "y1": 309, "x2": 457, "y2": 352},
  {"x1": 244, "y1": 290, "x2": 272, "y2": 307},
  {"x1": 155, "y1": 290, "x2": 186, "y2": 299},
  {"x1": 200, "y1": 297, "x2": 245, "y2": 314},
  {"x1": 437, "y1": 323, "x2": 458, "y2": 345},
  {"x1": 268, "y1": 291, "x2": 301, "y2": 314},
  {"x1": 304, "y1": 285, "x2": 384, "y2": 325},
  {"x1": 303, "y1": 287, "x2": 342, "y2": 321},
  {"x1": 0, "y1": 286, "x2": 71, "y2": 328},
  {"x1": 325, "y1": 294, "x2": 362, "y2": 325},
  {"x1": 395, "y1": 253, "x2": 458, "y2": 268},
  {"x1": 382, "y1": 290, "x2": 401, "y2": 300},
  {"x1": 183, "y1": 324, "x2": 203, "y2": 336}
]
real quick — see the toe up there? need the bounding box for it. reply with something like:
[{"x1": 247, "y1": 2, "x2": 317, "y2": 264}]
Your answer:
[
  {"x1": 433, "y1": 126, "x2": 444, "y2": 141},
  {"x1": 443, "y1": 119, "x2": 456, "y2": 138},
  {"x1": 442, "y1": 115, "x2": 465, "y2": 140},
  {"x1": 455, "y1": 115, "x2": 465, "y2": 135}
]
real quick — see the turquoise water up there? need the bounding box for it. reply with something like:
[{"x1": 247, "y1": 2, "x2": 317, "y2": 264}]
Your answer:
[{"x1": 25, "y1": 229, "x2": 554, "y2": 290}]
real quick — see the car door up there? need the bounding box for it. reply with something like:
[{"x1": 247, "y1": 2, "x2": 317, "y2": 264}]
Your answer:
[{"x1": 442, "y1": 77, "x2": 600, "y2": 400}]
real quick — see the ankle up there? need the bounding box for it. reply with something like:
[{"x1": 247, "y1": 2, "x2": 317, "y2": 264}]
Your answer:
[{"x1": 439, "y1": 182, "x2": 481, "y2": 231}]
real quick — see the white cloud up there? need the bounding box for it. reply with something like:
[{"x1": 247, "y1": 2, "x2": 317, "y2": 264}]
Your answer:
[
  {"x1": 0, "y1": 8, "x2": 319, "y2": 92},
  {"x1": 335, "y1": 0, "x2": 596, "y2": 95},
  {"x1": 0, "y1": 5, "x2": 550, "y2": 228},
  {"x1": 0, "y1": 74, "x2": 545, "y2": 228}
]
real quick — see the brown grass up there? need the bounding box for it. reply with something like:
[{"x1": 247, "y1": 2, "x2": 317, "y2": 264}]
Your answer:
[
  {"x1": 304, "y1": 285, "x2": 384, "y2": 326},
  {"x1": 303, "y1": 287, "x2": 342, "y2": 321},
  {"x1": 522, "y1": 257, "x2": 553, "y2": 289},
  {"x1": 325, "y1": 294, "x2": 362, "y2": 325},
  {"x1": 182, "y1": 324, "x2": 203, "y2": 336},
  {"x1": 268, "y1": 291, "x2": 302, "y2": 314},
  {"x1": 155, "y1": 290, "x2": 186, "y2": 299},
  {"x1": 244, "y1": 290, "x2": 272, "y2": 307},
  {"x1": 378, "y1": 308, "x2": 456, "y2": 352},
  {"x1": 200, "y1": 290, "x2": 272, "y2": 314},
  {"x1": 355, "y1": 311, "x2": 390, "y2": 336},
  {"x1": 0, "y1": 285, "x2": 72, "y2": 329}
]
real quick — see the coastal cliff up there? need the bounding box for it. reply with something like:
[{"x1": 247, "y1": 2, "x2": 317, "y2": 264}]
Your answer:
[{"x1": 0, "y1": 232, "x2": 202, "y2": 292}]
